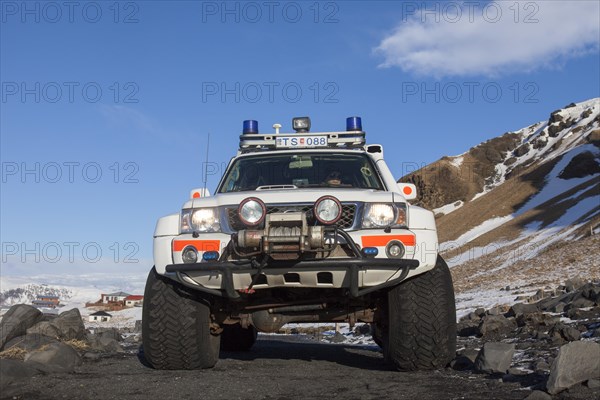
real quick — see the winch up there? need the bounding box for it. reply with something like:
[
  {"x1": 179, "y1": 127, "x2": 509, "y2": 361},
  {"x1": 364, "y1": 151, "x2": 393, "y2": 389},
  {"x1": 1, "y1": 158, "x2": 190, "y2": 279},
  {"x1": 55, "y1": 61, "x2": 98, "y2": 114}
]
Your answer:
[{"x1": 236, "y1": 212, "x2": 325, "y2": 259}]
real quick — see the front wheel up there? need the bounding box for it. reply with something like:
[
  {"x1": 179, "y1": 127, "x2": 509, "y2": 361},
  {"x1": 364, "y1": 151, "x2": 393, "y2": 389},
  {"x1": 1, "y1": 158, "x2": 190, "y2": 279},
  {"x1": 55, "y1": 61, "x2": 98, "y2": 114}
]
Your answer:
[
  {"x1": 382, "y1": 256, "x2": 456, "y2": 371},
  {"x1": 142, "y1": 267, "x2": 220, "y2": 369}
]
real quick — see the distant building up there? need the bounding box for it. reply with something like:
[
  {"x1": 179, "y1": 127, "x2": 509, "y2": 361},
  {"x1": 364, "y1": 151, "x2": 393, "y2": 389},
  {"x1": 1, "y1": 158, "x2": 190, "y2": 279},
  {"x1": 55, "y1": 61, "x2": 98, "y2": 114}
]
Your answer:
[
  {"x1": 36, "y1": 295, "x2": 60, "y2": 305},
  {"x1": 89, "y1": 311, "x2": 113, "y2": 322},
  {"x1": 101, "y1": 292, "x2": 130, "y2": 304},
  {"x1": 32, "y1": 295, "x2": 60, "y2": 309},
  {"x1": 32, "y1": 300, "x2": 57, "y2": 309},
  {"x1": 124, "y1": 295, "x2": 144, "y2": 307}
]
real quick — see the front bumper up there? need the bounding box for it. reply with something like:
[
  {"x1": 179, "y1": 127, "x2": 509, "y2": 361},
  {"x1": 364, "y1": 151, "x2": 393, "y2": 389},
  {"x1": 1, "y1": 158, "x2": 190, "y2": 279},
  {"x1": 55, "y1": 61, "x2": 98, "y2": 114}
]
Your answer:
[{"x1": 166, "y1": 256, "x2": 419, "y2": 299}]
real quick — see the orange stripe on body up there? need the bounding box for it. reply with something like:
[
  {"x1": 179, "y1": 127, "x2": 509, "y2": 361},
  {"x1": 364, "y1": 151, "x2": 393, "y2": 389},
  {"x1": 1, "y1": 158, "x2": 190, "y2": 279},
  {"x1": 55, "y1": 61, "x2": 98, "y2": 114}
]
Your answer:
[
  {"x1": 172, "y1": 240, "x2": 220, "y2": 252},
  {"x1": 361, "y1": 235, "x2": 415, "y2": 247}
]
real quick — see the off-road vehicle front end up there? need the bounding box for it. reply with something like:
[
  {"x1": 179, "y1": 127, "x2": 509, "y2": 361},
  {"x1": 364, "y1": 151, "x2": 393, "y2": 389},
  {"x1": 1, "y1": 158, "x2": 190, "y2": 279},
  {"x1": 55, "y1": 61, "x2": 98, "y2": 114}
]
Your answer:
[{"x1": 143, "y1": 117, "x2": 456, "y2": 371}]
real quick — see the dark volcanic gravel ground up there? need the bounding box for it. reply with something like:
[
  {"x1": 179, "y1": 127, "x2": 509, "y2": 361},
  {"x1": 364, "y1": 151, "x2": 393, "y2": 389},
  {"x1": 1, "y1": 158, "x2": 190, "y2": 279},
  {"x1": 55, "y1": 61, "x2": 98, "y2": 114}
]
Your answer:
[{"x1": 6, "y1": 335, "x2": 534, "y2": 400}]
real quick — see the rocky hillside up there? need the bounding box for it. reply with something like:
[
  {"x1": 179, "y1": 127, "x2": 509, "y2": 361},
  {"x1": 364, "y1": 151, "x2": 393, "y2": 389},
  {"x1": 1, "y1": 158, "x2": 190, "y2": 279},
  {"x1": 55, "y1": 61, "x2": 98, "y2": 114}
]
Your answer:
[
  {"x1": 400, "y1": 98, "x2": 600, "y2": 301},
  {"x1": 401, "y1": 98, "x2": 599, "y2": 215}
]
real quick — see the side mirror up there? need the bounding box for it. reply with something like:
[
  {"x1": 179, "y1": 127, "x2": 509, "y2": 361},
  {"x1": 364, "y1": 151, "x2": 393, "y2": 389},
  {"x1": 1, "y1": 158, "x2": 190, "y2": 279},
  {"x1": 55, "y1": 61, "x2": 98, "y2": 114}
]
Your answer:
[
  {"x1": 397, "y1": 183, "x2": 417, "y2": 200},
  {"x1": 190, "y1": 188, "x2": 211, "y2": 199}
]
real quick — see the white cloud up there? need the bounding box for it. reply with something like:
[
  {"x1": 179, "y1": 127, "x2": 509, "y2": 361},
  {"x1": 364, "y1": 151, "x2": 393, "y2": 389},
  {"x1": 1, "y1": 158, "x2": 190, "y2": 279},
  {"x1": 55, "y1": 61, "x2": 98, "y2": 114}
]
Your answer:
[{"x1": 375, "y1": 1, "x2": 600, "y2": 77}]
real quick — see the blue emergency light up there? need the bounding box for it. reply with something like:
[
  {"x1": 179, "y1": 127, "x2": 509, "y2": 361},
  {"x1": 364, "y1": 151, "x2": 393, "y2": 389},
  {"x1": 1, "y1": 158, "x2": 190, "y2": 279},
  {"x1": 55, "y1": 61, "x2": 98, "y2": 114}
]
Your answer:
[
  {"x1": 243, "y1": 120, "x2": 259, "y2": 134},
  {"x1": 346, "y1": 116, "x2": 362, "y2": 131}
]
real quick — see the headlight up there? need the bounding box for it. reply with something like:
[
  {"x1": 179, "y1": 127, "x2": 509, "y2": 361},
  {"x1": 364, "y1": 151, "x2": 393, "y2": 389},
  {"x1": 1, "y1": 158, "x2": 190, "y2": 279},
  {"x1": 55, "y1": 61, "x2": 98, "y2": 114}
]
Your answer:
[
  {"x1": 362, "y1": 203, "x2": 407, "y2": 228},
  {"x1": 238, "y1": 197, "x2": 266, "y2": 226},
  {"x1": 314, "y1": 196, "x2": 342, "y2": 225},
  {"x1": 181, "y1": 208, "x2": 220, "y2": 233}
]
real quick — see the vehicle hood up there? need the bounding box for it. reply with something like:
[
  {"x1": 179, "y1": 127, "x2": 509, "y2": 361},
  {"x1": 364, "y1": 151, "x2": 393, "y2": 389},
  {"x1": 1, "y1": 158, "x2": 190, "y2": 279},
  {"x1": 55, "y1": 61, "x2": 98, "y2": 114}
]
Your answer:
[{"x1": 183, "y1": 189, "x2": 405, "y2": 209}]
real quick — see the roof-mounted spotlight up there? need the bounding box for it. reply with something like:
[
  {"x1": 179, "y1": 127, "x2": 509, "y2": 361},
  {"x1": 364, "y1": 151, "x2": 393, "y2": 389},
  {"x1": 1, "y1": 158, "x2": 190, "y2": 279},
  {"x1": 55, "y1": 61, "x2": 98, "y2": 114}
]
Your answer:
[
  {"x1": 292, "y1": 117, "x2": 311, "y2": 133},
  {"x1": 243, "y1": 120, "x2": 259, "y2": 134},
  {"x1": 346, "y1": 116, "x2": 362, "y2": 131}
]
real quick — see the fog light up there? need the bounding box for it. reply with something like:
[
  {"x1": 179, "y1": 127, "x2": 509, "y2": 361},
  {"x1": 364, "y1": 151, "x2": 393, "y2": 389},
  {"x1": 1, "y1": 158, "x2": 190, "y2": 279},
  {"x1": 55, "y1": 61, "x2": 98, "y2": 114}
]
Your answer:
[
  {"x1": 386, "y1": 240, "x2": 405, "y2": 259},
  {"x1": 202, "y1": 251, "x2": 219, "y2": 261},
  {"x1": 182, "y1": 246, "x2": 198, "y2": 264},
  {"x1": 362, "y1": 247, "x2": 378, "y2": 258}
]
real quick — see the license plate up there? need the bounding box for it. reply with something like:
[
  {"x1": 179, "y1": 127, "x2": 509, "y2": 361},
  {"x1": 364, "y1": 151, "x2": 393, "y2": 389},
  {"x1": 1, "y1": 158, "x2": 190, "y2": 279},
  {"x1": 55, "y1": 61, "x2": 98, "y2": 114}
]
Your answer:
[{"x1": 276, "y1": 136, "x2": 328, "y2": 148}]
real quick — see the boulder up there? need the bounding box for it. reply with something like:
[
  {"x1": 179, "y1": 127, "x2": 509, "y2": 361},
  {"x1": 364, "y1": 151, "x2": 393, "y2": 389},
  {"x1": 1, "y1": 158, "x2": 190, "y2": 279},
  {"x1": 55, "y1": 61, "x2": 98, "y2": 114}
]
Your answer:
[
  {"x1": 587, "y1": 378, "x2": 600, "y2": 389},
  {"x1": 581, "y1": 283, "x2": 600, "y2": 302},
  {"x1": 0, "y1": 359, "x2": 43, "y2": 396},
  {"x1": 566, "y1": 297, "x2": 595, "y2": 310},
  {"x1": 527, "y1": 289, "x2": 548, "y2": 303},
  {"x1": 514, "y1": 144, "x2": 530, "y2": 157},
  {"x1": 566, "y1": 307, "x2": 600, "y2": 320},
  {"x1": 3, "y1": 334, "x2": 60, "y2": 352},
  {"x1": 516, "y1": 312, "x2": 558, "y2": 328},
  {"x1": 24, "y1": 342, "x2": 82, "y2": 373},
  {"x1": 458, "y1": 348, "x2": 480, "y2": 363},
  {"x1": 27, "y1": 321, "x2": 62, "y2": 339},
  {"x1": 328, "y1": 332, "x2": 347, "y2": 343},
  {"x1": 0, "y1": 304, "x2": 42, "y2": 350},
  {"x1": 550, "y1": 302, "x2": 566, "y2": 313},
  {"x1": 87, "y1": 336, "x2": 125, "y2": 353},
  {"x1": 457, "y1": 320, "x2": 480, "y2": 337},
  {"x1": 450, "y1": 355, "x2": 474, "y2": 371},
  {"x1": 559, "y1": 326, "x2": 581, "y2": 342},
  {"x1": 487, "y1": 306, "x2": 504, "y2": 316},
  {"x1": 534, "y1": 360, "x2": 551, "y2": 374},
  {"x1": 537, "y1": 292, "x2": 576, "y2": 312},
  {"x1": 546, "y1": 341, "x2": 600, "y2": 394},
  {"x1": 565, "y1": 277, "x2": 586, "y2": 293},
  {"x1": 96, "y1": 328, "x2": 124, "y2": 342},
  {"x1": 474, "y1": 342, "x2": 515, "y2": 374},
  {"x1": 353, "y1": 324, "x2": 371, "y2": 335},
  {"x1": 51, "y1": 308, "x2": 86, "y2": 340},
  {"x1": 478, "y1": 315, "x2": 517, "y2": 339},
  {"x1": 549, "y1": 110, "x2": 564, "y2": 123},
  {"x1": 507, "y1": 303, "x2": 539, "y2": 318},
  {"x1": 524, "y1": 390, "x2": 552, "y2": 400}
]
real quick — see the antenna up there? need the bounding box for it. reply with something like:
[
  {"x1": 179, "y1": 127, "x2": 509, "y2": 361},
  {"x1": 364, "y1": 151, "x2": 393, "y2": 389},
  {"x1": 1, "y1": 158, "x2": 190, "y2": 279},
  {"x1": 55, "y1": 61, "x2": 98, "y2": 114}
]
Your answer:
[{"x1": 203, "y1": 132, "x2": 210, "y2": 195}]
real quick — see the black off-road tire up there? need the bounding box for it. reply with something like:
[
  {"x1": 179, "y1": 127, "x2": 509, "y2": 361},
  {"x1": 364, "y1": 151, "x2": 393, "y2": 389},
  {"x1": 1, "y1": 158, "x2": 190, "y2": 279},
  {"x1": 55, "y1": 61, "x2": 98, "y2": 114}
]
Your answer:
[
  {"x1": 383, "y1": 256, "x2": 456, "y2": 371},
  {"x1": 370, "y1": 323, "x2": 383, "y2": 348},
  {"x1": 220, "y1": 324, "x2": 258, "y2": 351},
  {"x1": 142, "y1": 267, "x2": 220, "y2": 369}
]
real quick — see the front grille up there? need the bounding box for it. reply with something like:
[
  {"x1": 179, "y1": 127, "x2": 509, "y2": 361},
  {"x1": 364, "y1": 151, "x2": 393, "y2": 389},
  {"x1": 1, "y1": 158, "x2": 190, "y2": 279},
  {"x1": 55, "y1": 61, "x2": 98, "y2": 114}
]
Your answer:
[{"x1": 226, "y1": 203, "x2": 357, "y2": 231}]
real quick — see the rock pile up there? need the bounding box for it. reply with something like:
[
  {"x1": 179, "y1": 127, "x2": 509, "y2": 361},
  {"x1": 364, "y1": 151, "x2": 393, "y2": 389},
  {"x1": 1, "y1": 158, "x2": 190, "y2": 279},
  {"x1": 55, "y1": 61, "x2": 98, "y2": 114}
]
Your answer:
[
  {"x1": 0, "y1": 305, "x2": 131, "y2": 397},
  {"x1": 454, "y1": 279, "x2": 600, "y2": 398}
]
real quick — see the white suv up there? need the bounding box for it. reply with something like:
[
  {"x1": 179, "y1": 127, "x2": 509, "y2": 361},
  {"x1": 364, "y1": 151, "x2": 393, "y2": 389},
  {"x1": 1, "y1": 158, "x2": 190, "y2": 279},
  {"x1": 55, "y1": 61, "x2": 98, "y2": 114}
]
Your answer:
[{"x1": 142, "y1": 117, "x2": 456, "y2": 370}]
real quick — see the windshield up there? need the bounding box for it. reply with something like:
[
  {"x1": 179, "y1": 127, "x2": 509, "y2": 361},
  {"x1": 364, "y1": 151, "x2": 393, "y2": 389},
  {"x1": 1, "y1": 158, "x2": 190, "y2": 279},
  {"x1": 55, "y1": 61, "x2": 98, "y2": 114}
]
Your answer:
[{"x1": 218, "y1": 153, "x2": 384, "y2": 193}]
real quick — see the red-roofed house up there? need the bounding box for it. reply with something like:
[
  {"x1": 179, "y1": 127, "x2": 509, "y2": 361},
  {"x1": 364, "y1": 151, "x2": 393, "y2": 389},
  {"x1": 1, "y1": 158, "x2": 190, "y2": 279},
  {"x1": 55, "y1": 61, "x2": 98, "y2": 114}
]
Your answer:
[{"x1": 124, "y1": 295, "x2": 144, "y2": 307}]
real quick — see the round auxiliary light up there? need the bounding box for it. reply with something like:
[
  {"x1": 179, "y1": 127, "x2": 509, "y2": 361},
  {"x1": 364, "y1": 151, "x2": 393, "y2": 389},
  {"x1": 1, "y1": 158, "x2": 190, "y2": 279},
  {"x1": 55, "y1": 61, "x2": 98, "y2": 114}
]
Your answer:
[
  {"x1": 182, "y1": 246, "x2": 198, "y2": 264},
  {"x1": 386, "y1": 240, "x2": 405, "y2": 259},
  {"x1": 346, "y1": 116, "x2": 362, "y2": 131},
  {"x1": 243, "y1": 120, "x2": 259, "y2": 134},
  {"x1": 238, "y1": 197, "x2": 266, "y2": 227},
  {"x1": 314, "y1": 195, "x2": 342, "y2": 225}
]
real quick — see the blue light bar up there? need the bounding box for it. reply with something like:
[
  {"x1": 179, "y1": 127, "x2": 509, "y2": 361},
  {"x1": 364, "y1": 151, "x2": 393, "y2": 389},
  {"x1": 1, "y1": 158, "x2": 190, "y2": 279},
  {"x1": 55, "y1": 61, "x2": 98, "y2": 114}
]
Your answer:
[
  {"x1": 346, "y1": 116, "x2": 362, "y2": 131},
  {"x1": 202, "y1": 251, "x2": 220, "y2": 261},
  {"x1": 243, "y1": 120, "x2": 259, "y2": 134}
]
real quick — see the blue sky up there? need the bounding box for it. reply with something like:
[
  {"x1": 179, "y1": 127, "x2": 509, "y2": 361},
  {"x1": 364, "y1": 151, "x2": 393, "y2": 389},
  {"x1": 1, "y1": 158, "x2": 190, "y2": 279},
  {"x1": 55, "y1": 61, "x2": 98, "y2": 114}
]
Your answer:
[{"x1": 1, "y1": 1, "x2": 599, "y2": 277}]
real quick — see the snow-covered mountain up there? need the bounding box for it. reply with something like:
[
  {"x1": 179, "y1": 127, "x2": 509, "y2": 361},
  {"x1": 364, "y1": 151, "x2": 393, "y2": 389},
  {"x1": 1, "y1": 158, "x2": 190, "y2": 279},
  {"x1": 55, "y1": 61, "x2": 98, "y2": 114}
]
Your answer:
[{"x1": 401, "y1": 98, "x2": 600, "y2": 313}]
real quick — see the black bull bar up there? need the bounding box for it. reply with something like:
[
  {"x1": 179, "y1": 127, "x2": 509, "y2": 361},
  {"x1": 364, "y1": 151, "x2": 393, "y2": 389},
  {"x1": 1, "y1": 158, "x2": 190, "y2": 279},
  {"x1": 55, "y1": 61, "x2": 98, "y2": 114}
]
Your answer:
[{"x1": 166, "y1": 257, "x2": 419, "y2": 299}]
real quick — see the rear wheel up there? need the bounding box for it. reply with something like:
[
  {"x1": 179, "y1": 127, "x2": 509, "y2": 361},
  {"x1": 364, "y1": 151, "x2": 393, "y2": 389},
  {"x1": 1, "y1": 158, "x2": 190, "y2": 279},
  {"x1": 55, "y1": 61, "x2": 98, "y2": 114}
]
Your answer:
[
  {"x1": 220, "y1": 324, "x2": 258, "y2": 351},
  {"x1": 382, "y1": 256, "x2": 456, "y2": 371},
  {"x1": 142, "y1": 267, "x2": 220, "y2": 369}
]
